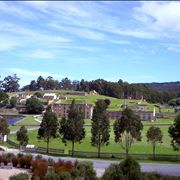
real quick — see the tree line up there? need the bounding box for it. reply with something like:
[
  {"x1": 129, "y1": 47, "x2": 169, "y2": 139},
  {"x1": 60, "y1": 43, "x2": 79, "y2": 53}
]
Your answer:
[{"x1": 1, "y1": 74, "x2": 180, "y2": 104}]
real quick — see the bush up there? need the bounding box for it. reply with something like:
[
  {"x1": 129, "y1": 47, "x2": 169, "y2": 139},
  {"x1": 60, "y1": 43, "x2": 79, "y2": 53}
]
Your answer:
[
  {"x1": 25, "y1": 154, "x2": 32, "y2": 169},
  {"x1": 35, "y1": 154, "x2": 43, "y2": 160},
  {"x1": 45, "y1": 171, "x2": 59, "y2": 180},
  {"x1": 19, "y1": 157, "x2": 26, "y2": 168},
  {"x1": 59, "y1": 172, "x2": 71, "y2": 180},
  {"x1": 75, "y1": 161, "x2": 97, "y2": 180},
  {"x1": 102, "y1": 164, "x2": 124, "y2": 180},
  {"x1": 9, "y1": 173, "x2": 29, "y2": 180},
  {"x1": 142, "y1": 172, "x2": 180, "y2": 180},
  {"x1": 31, "y1": 159, "x2": 48, "y2": 180},
  {"x1": 53, "y1": 159, "x2": 74, "y2": 174},
  {"x1": 120, "y1": 156, "x2": 141, "y2": 180},
  {"x1": 12, "y1": 157, "x2": 19, "y2": 167}
]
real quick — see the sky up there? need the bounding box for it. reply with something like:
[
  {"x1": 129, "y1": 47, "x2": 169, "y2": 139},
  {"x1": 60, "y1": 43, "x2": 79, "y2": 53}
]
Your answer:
[{"x1": 0, "y1": 1, "x2": 180, "y2": 86}]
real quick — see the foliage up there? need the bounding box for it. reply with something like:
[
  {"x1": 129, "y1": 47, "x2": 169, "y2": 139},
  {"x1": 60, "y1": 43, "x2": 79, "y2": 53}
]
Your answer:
[
  {"x1": 26, "y1": 97, "x2": 44, "y2": 114},
  {"x1": 59, "y1": 99, "x2": 85, "y2": 156},
  {"x1": 75, "y1": 161, "x2": 97, "y2": 180},
  {"x1": 16, "y1": 126, "x2": 29, "y2": 146},
  {"x1": 10, "y1": 96, "x2": 17, "y2": 108},
  {"x1": 12, "y1": 157, "x2": 19, "y2": 167},
  {"x1": 0, "y1": 116, "x2": 10, "y2": 142},
  {"x1": 91, "y1": 99, "x2": 110, "y2": 158},
  {"x1": 34, "y1": 92, "x2": 43, "y2": 98},
  {"x1": 38, "y1": 105, "x2": 59, "y2": 153},
  {"x1": 120, "y1": 156, "x2": 141, "y2": 180},
  {"x1": 31, "y1": 158, "x2": 48, "y2": 180},
  {"x1": 2, "y1": 74, "x2": 20, "y2": 92},
  {"x1": 9, "y1": 173, "x2": 29, "y2": 180},
  {"x1": 53, "y1": 159, "x2": 74, "y2": 174},
  {"x1": 146, "y1": 126, "x2": 163, "y2": 158},
  {"x1": 45, "y1": 171, "x2": 59, "y2": 180},
  {"x1": 114, "y1": 108, "x2": 143, "y2": 157},
  {"x1": 102, "y1": 163, "x2": 124, "y2": 180},
  {"x1": 142, "y1": 172, "x2": 180, "y2": 180},
  {"x1": 59, "y1": 172, "x2": 71, "y2": 180},
  {"x1": 0, "y1": 90, "x2": 9, "y2": 102},
  {"x1": 169, "y1": 114, "x2": 180, "y2": 150}
]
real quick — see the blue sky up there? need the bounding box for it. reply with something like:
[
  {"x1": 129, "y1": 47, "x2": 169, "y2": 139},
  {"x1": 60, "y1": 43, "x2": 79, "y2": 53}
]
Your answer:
[{"x1": 0, "y1": 1, "x2": 180, "y2": 86}]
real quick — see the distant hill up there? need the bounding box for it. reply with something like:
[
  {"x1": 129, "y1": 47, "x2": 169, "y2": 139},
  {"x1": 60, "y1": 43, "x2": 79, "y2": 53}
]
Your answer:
[{"x1": 145, "y1": 82, "x2": 180, "y2": 92}]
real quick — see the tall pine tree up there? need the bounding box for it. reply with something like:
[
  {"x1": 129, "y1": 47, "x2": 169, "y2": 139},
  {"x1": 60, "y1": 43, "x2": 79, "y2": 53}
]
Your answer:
[
  {"x1": 91, "y1": 99, "x2": 110, "y2": 158},
  {"x1": 38, "y1": 105, "x2": 58, "y2": 153},
  {"x1": 59, "y1": 99, "x2": 85, "y2": 156}
]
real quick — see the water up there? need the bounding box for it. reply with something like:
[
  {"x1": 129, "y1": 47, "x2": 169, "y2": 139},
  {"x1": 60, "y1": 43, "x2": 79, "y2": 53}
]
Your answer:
[{"x1": 6, "y1": 115, "x2": 24, "y2": 126}]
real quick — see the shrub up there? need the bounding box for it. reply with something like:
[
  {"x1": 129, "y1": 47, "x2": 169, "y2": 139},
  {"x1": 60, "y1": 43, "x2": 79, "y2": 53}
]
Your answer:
[
  {"x1": 102, "y1": 164, "x2": 124, "y2": 180},
  {"x1": 120, "y1": 156, "x2": 141, "y2": 180},
  {"x1": 75, "y1": 161, "x2": 97, "y2": 180},
  {"x1": 31, "y1": 159, "x2": 48, "y2": 180},
  {"x1": 45, "y1": 170, "x2": 59, "y2": 180},
  {"x1": 53, "y1": 160, "x2": 74, "y2": 174},
  {"x1": 35, "y1": 154, "x2": 43, "y2": 160},
  {"x1": 25, "y1": 154, "x2": 32, "y2": 169},
  {"x1": 17, "y1": 153, "x2": 24, "y2": 158},
  {"x1": 9, "y1": 173, "x2": 29, "y2": 180},
  {"x1": 2, "y1": 157, "x2": 8, "y2": 166},
  {"x1": 19, "y1": 157, "x2": 26, "y2": 168},
  {"x1": 59, "y1": 172, "x2": 71, "y2": 180},
  {"x1": 12, "y1": 157, "x2": 19, "y2": 167}
]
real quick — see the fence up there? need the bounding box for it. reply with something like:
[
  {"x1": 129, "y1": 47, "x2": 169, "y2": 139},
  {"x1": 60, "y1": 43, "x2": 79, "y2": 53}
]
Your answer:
[
  {"x1": 68, "y1": 150, "x2": 180, "y2": 161},
  {"x1": 7, "y1": 139, "x2": 64, "y2": 155},
  {"x1": 7, "y1": 139, "x2": 180, "y2": 161}
]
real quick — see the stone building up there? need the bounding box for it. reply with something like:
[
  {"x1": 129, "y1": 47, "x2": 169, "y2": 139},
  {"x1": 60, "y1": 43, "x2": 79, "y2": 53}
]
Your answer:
[
  {"x1": 52, "y1": 103, "x2": 94, "y2": 119},
  {"x1": 107, "y1": 109, "x2": 155, "y2": 121}
]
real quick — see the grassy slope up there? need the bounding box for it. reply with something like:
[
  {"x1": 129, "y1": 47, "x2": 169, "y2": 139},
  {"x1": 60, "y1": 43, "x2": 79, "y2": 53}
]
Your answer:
[
  {"x1": 9, "y1": 115, "x2": 41, "y2": 131},
  {"x1": 9, "y1": 123, "x2": 180, "y2": 155}
]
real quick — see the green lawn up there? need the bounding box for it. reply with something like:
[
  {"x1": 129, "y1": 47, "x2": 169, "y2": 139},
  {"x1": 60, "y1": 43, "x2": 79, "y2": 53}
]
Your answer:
[
  {"x1": 9, "y1": 115, "x2": 40, "y2": 131},
  {"x1": 9, "y1": 123, "x2": 180, "y2": 155}
]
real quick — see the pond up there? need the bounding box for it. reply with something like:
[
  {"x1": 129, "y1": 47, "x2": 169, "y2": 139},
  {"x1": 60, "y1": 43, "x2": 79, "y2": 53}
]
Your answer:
[{"x1": 6, "y1": 115, "x2": 24, "y2": 126}]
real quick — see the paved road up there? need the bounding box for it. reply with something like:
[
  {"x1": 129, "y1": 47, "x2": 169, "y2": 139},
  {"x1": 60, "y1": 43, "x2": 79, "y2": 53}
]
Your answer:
[{"x1": 0, "y1": 146, "x2": 180, "y2": 177}]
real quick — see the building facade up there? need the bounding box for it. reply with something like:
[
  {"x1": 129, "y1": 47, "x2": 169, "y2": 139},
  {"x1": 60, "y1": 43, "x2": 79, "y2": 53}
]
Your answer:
[
  {"x1": 52, "y1": 103, "x2": 94, "y2": 119},
  {"x1": 107, "y1": 110, "x2": 155, "y2": 121}
]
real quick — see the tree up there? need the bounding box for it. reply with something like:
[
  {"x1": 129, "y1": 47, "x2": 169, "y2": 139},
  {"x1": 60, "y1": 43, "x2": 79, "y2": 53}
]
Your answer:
[
  {"x1": 113, "y1": 108, "x2": 143, "y2": 157},
  {"x1": 91, "y1": 99, "x2": 110, "y2": 158},
  {"x1": 2, "y1": 74, "x2": 20, "y2": 92},
  {"x1": 169, "y1": 113, "x2": 180, "y2": 150},
  {"x1": 26, "y1": 97, "x2": 44, "y2": 114},
  {"x1": 38, "y1": 105, "x2": 59, "y2": 153},
  {"x1": 146, "y1": 126, "x2": 163, "y2": 159},
  {"x1": 0, "y1": 116, "x2": 10, "y2": 143},
  {"x1": 59, "y1": 99, "x2": 85, "y2": 157},
  {"x1": 10, "y1": 97, "x2": 17, "y2": 108},
  {"x1": 29, "y1": 80, "x2": 37, "y2": 91},
  {"x1": 0, "y1": 90, "x2": 9, "y2": 102},
  {"x1": 16, "y1": 126, "x2": 29, "y2": 146}
]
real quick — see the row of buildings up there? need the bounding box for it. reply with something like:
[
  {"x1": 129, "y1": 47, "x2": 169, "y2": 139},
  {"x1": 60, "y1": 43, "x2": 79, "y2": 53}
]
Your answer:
[
  {"x1": 16, "y1": 92, "x2": 155, "y2": 121},
  {"x1": 52, "y1": 103, "x2": 155, "y2": 121}
]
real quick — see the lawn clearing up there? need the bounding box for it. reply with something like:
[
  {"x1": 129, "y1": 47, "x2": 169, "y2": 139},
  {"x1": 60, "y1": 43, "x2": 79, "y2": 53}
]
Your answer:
[{"x1": 9, "y1": 124, "x2": 180, "y2": 155}]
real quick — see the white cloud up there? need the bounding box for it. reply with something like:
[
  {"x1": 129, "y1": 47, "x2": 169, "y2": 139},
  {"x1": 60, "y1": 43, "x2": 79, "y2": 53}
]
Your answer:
[
  {"x1": 25, "y1": 50, "x2": 56, "y2": 59},
  {"x1": 134, "y1": 2, "x2": 180, "y2": 32},
  {"x1": 167, "y1": 46, "x2": 180, "y2": 53},
  {"x1": 8, "y1": 68, "x2": 64, "y2": 79}
]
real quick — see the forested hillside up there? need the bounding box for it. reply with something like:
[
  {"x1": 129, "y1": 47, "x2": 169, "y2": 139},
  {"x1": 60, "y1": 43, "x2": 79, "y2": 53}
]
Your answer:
[{"x1": 145, "y1": 82, "x2": 180, "y2": 92}]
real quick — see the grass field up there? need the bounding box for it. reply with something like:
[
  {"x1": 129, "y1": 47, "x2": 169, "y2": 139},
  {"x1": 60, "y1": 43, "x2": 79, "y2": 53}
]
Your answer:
[
  {"x1": 9, "y1": 115, "x2": 41, "y2": 131},
  {"x1": 9, "y1": 122, "x2": 180, "y2": 155}
]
